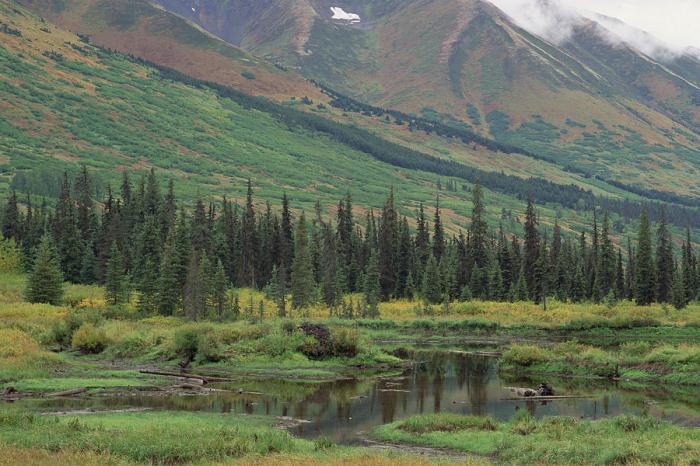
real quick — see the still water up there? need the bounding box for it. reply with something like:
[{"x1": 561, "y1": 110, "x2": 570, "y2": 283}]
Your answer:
[{"x1": 11, "y1": 348, "x2": 699, "y2": 443}]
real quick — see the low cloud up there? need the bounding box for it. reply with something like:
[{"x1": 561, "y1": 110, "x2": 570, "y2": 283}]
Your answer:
[{"x1": 487, "y1": 0, "x2": 700, "y2": 61}]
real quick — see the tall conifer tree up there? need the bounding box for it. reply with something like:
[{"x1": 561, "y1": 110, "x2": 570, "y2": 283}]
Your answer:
[{"x1": 635, "y1": 208, "x2": 655, "y2": 306}]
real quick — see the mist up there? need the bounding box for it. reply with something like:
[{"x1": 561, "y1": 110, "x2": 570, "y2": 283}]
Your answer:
[{"x1": 486, "y1": 0, "x2": 700, "y2": 60}]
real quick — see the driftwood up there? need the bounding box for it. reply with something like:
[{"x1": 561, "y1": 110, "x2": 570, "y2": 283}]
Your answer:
[
  {"x1": 46, "y1": 387, "x2": 88, "y2": 397},
  {"x1": 506, "y1": 383, "x2": 556, "y2": 397},
  {"x1": 138, "y1": 369, "x2": 235, "y2": 383},
  {"x1": 447, "y1": 350, "x2": 502, "y2": 357},
  {"x1": 501, "y1": 395, "x2": 595, "y2": 401}
]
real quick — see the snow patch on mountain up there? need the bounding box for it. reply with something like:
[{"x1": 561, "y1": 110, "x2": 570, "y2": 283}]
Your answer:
[{"x1": 330, "y1": 7, "x2": 360, "y2": 23}]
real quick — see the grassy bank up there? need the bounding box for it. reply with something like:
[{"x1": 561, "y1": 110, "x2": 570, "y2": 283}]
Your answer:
[
  {"x1": 1, "y1": 270, "x2": 699, "y2": 393},
  {"x1": 499, "y1": 341, "x2": 700, "y2": 385},
  {"x1": 373, "y1": 413, "x2": 700, "y2": 464},
  {"x1": 0, "y1": 410, "x2": 442, "y2": 465}
]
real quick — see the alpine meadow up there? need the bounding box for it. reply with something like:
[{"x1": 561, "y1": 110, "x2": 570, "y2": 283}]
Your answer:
[{"x1": 0, "y1": 1, "x2": 698, "y2": 465}]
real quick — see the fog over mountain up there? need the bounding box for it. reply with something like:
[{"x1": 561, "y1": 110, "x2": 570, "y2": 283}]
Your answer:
[{"x1": 487, "y1": 0, "x2": 700, "y2": 60}]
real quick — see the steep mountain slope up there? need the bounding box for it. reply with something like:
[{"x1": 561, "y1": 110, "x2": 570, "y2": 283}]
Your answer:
[
  {"x1": 12, "y1": 0, "x2": 324, "y2": 100},
  {"x1": 8, "y1": 0, "x2": 645, "y2": 205},
  {"x1": 0, "y1": 0, "x2": 586, "y2": 237},
  {"x1": 3, "y1": 0, "x2": 700, "y2": 247},
  {"x1": 149, "y1": 0, "x2": 700, "y2": 200}
]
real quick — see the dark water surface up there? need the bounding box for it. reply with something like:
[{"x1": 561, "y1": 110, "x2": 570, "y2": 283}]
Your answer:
[{"x1": 11, "y1": 348, "x2": 699, "y2": 443}]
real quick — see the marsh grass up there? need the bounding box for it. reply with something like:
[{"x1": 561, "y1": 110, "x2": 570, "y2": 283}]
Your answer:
[
  {"x1": 373, "y1": 413, "x2": 700, "y2": 464},
  {"x1": 0, "y1": 411, "x2": 309, "y2": 464},
  {"x1": 499, "y1": 342, "x2": 700, "y2": 385}
]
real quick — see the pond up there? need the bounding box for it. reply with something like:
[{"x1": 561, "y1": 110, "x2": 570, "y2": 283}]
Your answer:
[{"x1": 9, "y1": 348, "x2": 699, "y2": 444}]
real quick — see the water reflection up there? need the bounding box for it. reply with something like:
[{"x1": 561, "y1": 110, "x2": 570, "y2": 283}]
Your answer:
[{"x1": 8, "y1": 349, "x2": 699, "y2": 443}]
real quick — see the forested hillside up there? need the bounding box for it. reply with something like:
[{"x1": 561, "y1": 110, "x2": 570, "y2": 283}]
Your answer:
[
  {"x1": 1, "y1": 0, "x2": 699, "y2": 248},
  {"x1": 149, "y1": 0, "x2": 700, "y2": 199}
]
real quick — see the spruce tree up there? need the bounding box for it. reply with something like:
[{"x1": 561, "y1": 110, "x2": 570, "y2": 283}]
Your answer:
[
  {"x1": 280, "y1": 193, "x2": 294, "y2": 275},
  {"x1": 240, "y1": 179, "x2": 258, "y2": 288},
  {"x1": 156, "y1": 233, "x2": 181, "y2": 315},
  {"x1": 587, "y1": 211, "x2": 599, "y2": 301},
  {"x1": 523, "y1": 198, "x2": 539, "y2": 298},
  {"x1": 211, "y1": 259, "x2": 228, "y2": 321},
  {"x1": 271, "y1": 265, "x2": 288, "y2": 317},
  {"x1": 291, "y1": 213, "x2": 316, "y2": 310},
  {"x1": 190, "y1": 198, "x2": 210, "y2": 254},
  {"x1": 105, "y1": 241, "x2": 127, "y2": 306},
  {"x1": 625, "y1": 238, "x2": 636, "y2": 300},
  {"x1": 421, "y1": 255, "x2": 443, "y2": 304},
  {"x1": 635, "y1": 208, "x2": 656, "y2": 306},
  {"x1": 364, "y1": 251, "x2": 381, "y2": 318},
  {"x1": 681, "y1": 228, "x2": 696, "y2": 302},
  {"x1": 432, "y1": 197, "x2": 444, "y2": 261},
  {"x1": 1, "y1": 190, "x2": 22, "y2": 242},
  {"x1": 533, "y1": 237, "x2": 549, "y2": 307},
  {"x1": 512, "y1": 268, "x2": 529, "y2": 302},
  {"x1": 54, "y1": 173, "x2": 84, "y2": 282},
  {"x1": 469, "y1": 180, "x2": 489, "y2": 269},
  {"x1": 183, "y1": 252, "x2": 206, "y2": 321},
  {"x1": 320, "y1": 223, "x2": 341, "y2": 308},
  {"x1": 378, "y1": 189, "x2": 398, "y2": 300},
  {"x1": 26, "y1": 234, "x2": 63, "y2": 305},
  {"x1": 74, "y1": 165, "x2": 96, "y2": 242},
  {"x1": 395, "y1": 217, "x2": 413, "y2": 298},
  {"x1": 655, "y1": 209, "x2": 673, "y2": 303},
  {"x1": 615, "y1": 250, "x2": 625, "y2": 299},
  {"x1": 671, "y1": 267, "x2": 688, "y2": 310},
  {"x1": 594, "y1": 212, "x2": 615, "y2": 299},
  {"x1": 415, "y1": 203, "x2": 430, "y2": 273}
]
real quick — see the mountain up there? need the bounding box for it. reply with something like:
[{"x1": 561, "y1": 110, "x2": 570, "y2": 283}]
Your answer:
[
  {"x1": 0, "y1": 0, "x2": 592, "y2": 237},
  {"x1": 12, "y1": 0, "x2": 324, "y2": 101},
  {"x1": 146, "y1": 0, "x2": 700, "y2": 200},
  {"x1": 4, "y1": 0, "x2": 700, "y2": 247}
]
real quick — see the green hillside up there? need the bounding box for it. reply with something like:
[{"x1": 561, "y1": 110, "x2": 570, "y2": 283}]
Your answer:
[
  {"x1": 0, "y1": 0, "x2": 531, "y2": 234},
  {"x1": 13, "y1": 0, "x2": 324, "y2": 101},
  {"x1": 2, "y1": 0, "x2": 700, "y2": 247},
  {"x1": 149, "y1": 0, "x2": 700, "y2": 201}
]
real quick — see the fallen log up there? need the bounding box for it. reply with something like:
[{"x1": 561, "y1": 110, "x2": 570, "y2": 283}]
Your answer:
[
  {"x1": 500, "y1": 395, "x2": 596, "y2": 401},
  {"x1": 46, "y1": 387, "x2": 88, "y2": 397},
  {"x1": 506, "y1": 383, "x2": 555, "y2": 397},
  {"x1": 139, "y1": 369, "x2": 235, "y2": 383}
]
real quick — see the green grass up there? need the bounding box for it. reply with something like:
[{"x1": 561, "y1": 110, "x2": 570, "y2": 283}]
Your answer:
[
  {"x1": 0, "y1": 410, "x2": 446, "y2": 465},
  {"x1": 373, "y1": 413, "x2": 700, "y2": 464},
  {"x1": 0, "y1": 410, "x2": 313, "y2": 463},
  {"x1": 498, "y1": 341, "x2": 700, "y2": 385}
]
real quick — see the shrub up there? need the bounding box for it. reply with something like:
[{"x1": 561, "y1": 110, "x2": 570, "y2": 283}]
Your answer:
[
  {"x1": 254, "y1": 331, "x2": 304, "y2": 357},
  {"x1": 620, "y1": 341, "x2": 652, "y2": 357},
  {"x1": 172, "y1": 326, "x2": 223, "y2": 364},
  {"x1": 331, "y1": 327, "x2": 358, "y2": 358},
  {"x1": 298, "y1": 322, "x2": 333, "y2": 359},
  {"x1": 296, "y1": 323, "x2": 359, "y2": 359},
  {"x1": 49, "y1": 309, "x2": 103, "y2": 348},
  {"x1": 0, "y1": 236, "x2": 22, "y2": 273},
  {"x1": 280, "y1": 320, "x2": 296, "y2": 335},
  {"x1": 106, "y1": 332, "x2": 156, "y2": 359},
  {"x1": 501, "y1": 344, "x2": 546, "y2": 367},
  {"x1": 241, "y1": 70, "x2": 255, "y2": 80},
  {"x1": 71, "y1": 323, "x2": 109, "y2": 354}
]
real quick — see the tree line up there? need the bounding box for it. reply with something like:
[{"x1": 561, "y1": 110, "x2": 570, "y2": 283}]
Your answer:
[
  {"x1": 148, "y1": 57, "x2": 700, "y2": 229},
  {"x1": 318, "y1": 82, "x2": 700, "y2": 212},
  {"x1": 1, "y1": 168, "x2": 697, "y2": 319},
  {"x1": 49, "y1": 43, "x2": 700, "y2": 229}
]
